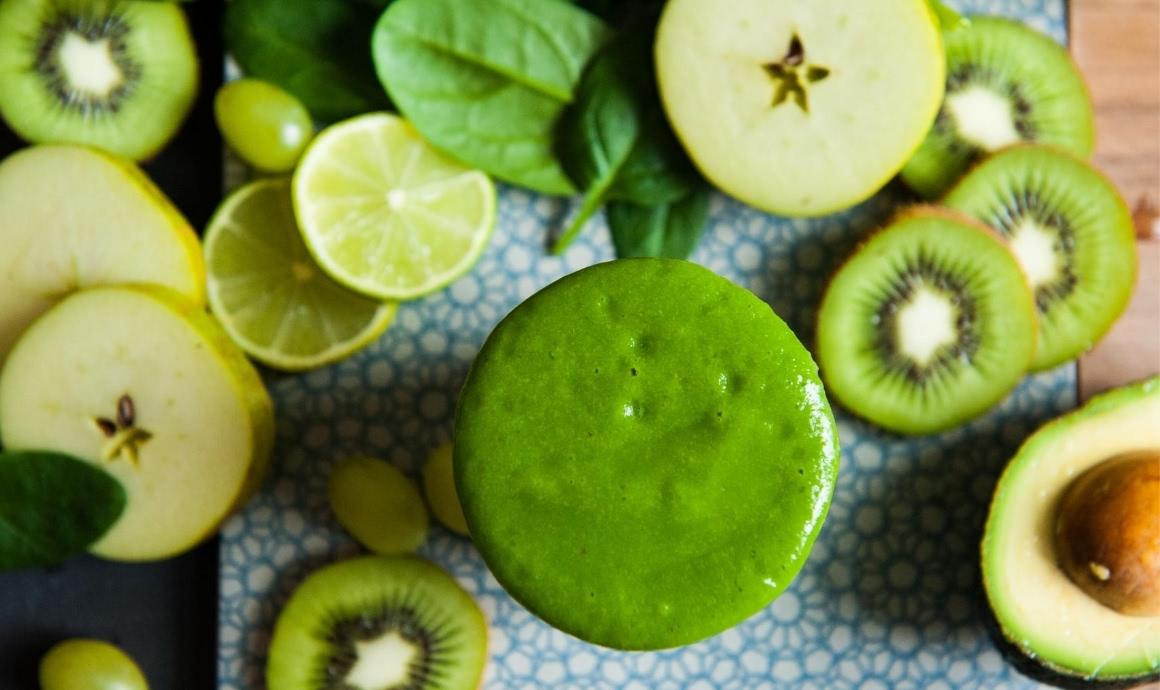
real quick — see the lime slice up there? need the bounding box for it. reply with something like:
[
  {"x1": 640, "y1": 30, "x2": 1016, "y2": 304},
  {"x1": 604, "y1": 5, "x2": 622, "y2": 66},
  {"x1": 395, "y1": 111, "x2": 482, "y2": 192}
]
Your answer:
[
  {"x1": 204, "y1": 178, "x2": 396, "y2": 371},
  {"x1": 292, "y1": 112, "x2": 497, "y2": 300}
]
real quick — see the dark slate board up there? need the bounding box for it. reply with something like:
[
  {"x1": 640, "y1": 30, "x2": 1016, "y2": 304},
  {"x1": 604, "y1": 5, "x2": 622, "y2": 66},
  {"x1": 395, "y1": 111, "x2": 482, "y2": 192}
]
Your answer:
[{"x1": 0, "y1": 3, "x2": 223, "y2": 687}]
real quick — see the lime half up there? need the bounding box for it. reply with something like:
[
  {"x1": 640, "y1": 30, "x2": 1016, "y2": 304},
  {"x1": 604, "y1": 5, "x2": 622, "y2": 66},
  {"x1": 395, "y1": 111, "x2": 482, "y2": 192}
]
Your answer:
[
  {"x1": 204, "y1": 178, "x2": 396, "y2": 371},
  {"x1": 293, "y1": 113, "x2": 496, "y2": 300}
]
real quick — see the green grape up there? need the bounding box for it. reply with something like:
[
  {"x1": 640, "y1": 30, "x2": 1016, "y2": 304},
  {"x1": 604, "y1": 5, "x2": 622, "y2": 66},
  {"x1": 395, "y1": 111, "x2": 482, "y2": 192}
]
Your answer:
[
  {"x1": 40, "y1": 639, "x2": 149, "y2": 690},
  {"x1": 423, "y1": 442, "x2": 469, "y2": 536},
  {"x1": 329, "y1": 456, "x2": 429, "y2": 554},
  {"x1": 214, "y1": 78, "x2": 313, "y2": 172}
]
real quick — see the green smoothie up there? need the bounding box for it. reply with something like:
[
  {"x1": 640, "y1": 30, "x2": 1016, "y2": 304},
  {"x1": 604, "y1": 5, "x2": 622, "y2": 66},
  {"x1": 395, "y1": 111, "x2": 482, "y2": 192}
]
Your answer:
[{"x1": 455, "y1": 258, "x2": 839, "y2": 650}]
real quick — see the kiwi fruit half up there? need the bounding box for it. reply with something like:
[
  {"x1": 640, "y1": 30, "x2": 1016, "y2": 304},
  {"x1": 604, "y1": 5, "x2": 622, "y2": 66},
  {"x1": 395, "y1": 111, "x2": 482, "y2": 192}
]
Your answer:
[
  {"x1": 0, "y1": 0, "x2": 198, "y2": 161},
  {"x1": 816, "y1": 207, "x2": 1037, "y2": 435},
  {"x1": 943, "y1": 145, "x2": 1137, "y2": 371},
  {"x1": 902, "y1": 16, "x2": 1093, "y2": 198},
  {"x1": 267, "y1": 556, "x2": 487, "y2": 690}
]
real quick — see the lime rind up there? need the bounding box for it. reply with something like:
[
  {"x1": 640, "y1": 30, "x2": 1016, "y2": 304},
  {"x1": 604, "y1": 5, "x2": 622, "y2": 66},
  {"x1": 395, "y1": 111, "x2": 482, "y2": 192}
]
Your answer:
[
  {"x1": 292, "y1": 112, "x2": 497, "y2": 301},
  {"x1": 204, "y1": 178, "x2": 396, "y2": 371}
]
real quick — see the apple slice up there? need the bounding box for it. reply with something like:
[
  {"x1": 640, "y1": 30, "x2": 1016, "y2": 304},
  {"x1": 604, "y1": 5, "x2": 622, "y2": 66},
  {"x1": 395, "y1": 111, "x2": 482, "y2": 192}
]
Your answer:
[
  {"x1": 0, "y1": 286, "x2": 274, "y2": 561},
  {"x1": 0, "y1": 145, "x2": 205, "y2": 364},
  {"x1": 655, "y1": 0, "x2": 945, "y2": 216}
]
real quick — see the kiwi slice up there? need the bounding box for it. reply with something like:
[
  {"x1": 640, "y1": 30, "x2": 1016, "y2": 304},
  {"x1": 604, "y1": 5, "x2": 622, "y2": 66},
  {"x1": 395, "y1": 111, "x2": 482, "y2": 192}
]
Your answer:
[
  {"x1": 267, "y1": 556, "x2": 487, "y2": 690},
  {"x1": 943, "y1": 145, "x2": 1137, "y2": 372},
  {"x1": 901, "y1": 16, "x2": 1093, "y2": 198},
  {"x1": 816, "y1": 207, "x2": 1037, "y2": 435},
  {"x1": 0, "y1": 0, "x2": 198, "y2": 161}
]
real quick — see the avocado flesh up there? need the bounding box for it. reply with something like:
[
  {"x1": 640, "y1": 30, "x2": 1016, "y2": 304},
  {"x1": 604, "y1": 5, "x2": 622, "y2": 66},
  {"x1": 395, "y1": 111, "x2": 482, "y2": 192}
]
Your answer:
[{"x1": 982, "y1": 377, "x2": 1160, "y2": 683}]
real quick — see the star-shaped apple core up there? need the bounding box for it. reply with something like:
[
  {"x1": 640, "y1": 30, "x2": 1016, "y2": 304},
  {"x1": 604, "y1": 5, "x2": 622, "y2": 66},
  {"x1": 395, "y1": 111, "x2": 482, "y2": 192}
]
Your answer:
[
  {"x1": 93, "y1": 393, "x2": 153, "y2": 465},
  {"x1": 762, "y1": 33, "x2": 831, "y2": 113}
]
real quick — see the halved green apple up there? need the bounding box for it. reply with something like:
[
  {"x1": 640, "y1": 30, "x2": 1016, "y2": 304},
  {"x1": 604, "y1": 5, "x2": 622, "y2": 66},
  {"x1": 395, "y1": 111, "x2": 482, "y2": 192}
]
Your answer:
[
  {"x1": 0, "y1": 286, "x2": 273, "y2": 561},
  {"x1": 0, "y1": 145, "x2": 205, "y2": 364},
  {"x1": 655, "y1": 0, "x2": 945, "y2": 216}
]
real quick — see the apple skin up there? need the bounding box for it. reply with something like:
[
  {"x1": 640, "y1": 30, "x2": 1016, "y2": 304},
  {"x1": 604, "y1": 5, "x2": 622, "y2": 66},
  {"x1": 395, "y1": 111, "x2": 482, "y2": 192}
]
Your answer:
[
  {"x1": 654, "y1": 0, "x2": 945, "y2": 217},
  {"x1": 0, "y1": 285, "x2": 273, "y2": 562},
  {"x1": 0, "y1": 145, "x2": 206, "y2": 365}
]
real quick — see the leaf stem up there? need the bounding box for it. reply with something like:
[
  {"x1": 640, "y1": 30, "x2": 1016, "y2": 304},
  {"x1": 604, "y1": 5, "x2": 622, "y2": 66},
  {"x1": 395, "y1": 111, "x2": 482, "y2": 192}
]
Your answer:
[{"x1": 551, "y1": 186, "x2": 607, "y2": 255}]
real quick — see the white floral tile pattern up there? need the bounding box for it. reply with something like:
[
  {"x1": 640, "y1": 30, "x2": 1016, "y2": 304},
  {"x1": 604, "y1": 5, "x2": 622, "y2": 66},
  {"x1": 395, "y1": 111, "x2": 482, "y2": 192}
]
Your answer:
[{"x1": 219, "y1": 2, "x2": 1071, "y2": 687}]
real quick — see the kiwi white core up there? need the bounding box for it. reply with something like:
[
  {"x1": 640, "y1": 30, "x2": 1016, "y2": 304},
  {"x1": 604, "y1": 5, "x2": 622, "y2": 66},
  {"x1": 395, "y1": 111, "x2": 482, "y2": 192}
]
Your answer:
[
  {"x1": 346, "y1": 632, "x2": 419, "y2": 689},
  {"x1": 1008, "y1": 219, "x2": 1060, "y2": 290},
  {"x1": 895, "y1": 286, "x2": 958, "y2": 366},
  {"x1": 58, "y1": 33, "x2": 123, "y2": 96},
  {"x1": 946, "y1": 86, "x2": 1022, "y2": 151}
]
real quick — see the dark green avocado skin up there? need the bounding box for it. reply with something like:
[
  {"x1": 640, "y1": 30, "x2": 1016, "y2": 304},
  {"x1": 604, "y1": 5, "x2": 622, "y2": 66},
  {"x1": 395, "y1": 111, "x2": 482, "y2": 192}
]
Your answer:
[{"x1": 984, "y1": 608, "x2": 1160, "y2": 689}]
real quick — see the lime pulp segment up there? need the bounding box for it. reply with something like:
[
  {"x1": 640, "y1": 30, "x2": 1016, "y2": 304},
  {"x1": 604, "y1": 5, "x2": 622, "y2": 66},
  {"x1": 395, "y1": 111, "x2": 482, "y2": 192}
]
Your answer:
[
  {"x1": 293, "y1": 112, "x2": 496, "y2": 301},
  {"x1": 205, "y1": 178, "x2": 396, "y2": 371}
]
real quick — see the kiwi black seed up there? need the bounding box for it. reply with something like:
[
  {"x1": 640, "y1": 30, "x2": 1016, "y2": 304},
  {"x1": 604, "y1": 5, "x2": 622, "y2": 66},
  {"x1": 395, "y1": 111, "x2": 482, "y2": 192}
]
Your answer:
[
  {"x1": 816, "y1": 207, "x2": 1037, "y2": 435},
  {"x1": 267, "y1": 556, "x2": 488, "y2": 690},
  {"x1": 0, "y1": 0, "x2": 198, "y2": 161},
  {"x1": 901, "y1": 16, "x2": 1094, "y2": 198},
  {"x1": 943, "y1": 145, "x2": 1137, "y2": 371}
]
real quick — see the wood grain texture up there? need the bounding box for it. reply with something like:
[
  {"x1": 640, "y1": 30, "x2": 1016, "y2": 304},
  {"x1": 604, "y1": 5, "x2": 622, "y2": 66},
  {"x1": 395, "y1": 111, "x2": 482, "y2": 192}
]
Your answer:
[
  {"x1": 1071, "y1": 0, "x2": 1160, "y2": 208},
  {"x1": 1071, "y1": 0, "x2": 1160, "y2": 401},
  {"x1": 1072, "y1": 4, "x2": 1159, "y2": 680}
]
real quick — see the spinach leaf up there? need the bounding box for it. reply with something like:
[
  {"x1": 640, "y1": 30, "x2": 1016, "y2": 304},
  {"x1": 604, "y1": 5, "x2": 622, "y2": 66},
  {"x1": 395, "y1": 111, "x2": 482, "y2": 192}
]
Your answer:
[
  {"x1": 606, "y1": 77, "x2": 698, "y2": 205},
  {"x1": 552, "y1": 27, "x2": 699, "y2": 253},
  {"x1": 607, "y1": 186, "x2": 712, "y2": 260},
  {"x1": 373, "y1": 0, "x2": 609, "y2": 196},
  {"x1": 225, "y1": 0, "x2": 389, "y2": 124},
  {"x1": 0, "y1": 451, "x2": 126, "y2": 571},
  {"x1": 552, "y1": 38, "x2": 642, "y2": 253}
]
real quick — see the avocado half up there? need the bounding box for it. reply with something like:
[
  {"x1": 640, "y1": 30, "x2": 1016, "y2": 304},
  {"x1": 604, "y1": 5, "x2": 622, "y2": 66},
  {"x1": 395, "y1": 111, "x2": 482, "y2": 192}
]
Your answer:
[{"x1": 981, "y1": 377, "x2": 1160, "y2": 687}]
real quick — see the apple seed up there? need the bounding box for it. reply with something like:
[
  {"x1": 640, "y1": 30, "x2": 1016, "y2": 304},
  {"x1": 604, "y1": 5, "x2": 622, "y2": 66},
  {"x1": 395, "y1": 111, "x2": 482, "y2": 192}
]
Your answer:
[{"x1": 761, "y1": 33, "x2": 831, "y2": 114}]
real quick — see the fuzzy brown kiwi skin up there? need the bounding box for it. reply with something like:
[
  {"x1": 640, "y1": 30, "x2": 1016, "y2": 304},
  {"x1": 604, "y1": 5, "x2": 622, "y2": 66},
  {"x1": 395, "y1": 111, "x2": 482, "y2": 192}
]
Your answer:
[
  {"x1": 267, "y1": 556, "x2": 490, "y2": 690},
  {"x1": 813, "y1": 204, "x2": 1039, "y2": 435},
  {"x1": 939, "y1": 142, "x2": 1112, "y2": 204},
  {"x1": 815, "y1": 203, "x2": 1040, "y2": 349},
  {"x1": 13, "y1": 1, "x2": 200, "y2": 162},
  {"x1": 940, "y1": 142, "x2": 1138, "y2": 370},
  {"x1": 905, "y1": 18, "x2": 1097, "y2": 200},
  {"x1": 942, "y1": 35, "x2": 1098, "y2": 159}
]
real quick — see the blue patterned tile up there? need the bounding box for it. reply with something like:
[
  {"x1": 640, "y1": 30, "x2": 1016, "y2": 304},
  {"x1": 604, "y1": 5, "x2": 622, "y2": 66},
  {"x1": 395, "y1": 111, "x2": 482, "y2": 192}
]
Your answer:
[{"x1": 218, "y1": 2, "x2": 1073, "y2": 687}]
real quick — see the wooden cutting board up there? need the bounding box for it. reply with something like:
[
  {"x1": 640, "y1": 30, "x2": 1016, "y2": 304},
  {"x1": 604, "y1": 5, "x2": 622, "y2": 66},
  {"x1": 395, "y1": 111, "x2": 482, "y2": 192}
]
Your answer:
[
  {"x1": 1072, "y1": 4, "x2": 1160, "y2": 689},
  {"x1": 1071, "y1": 0, "x2": 1160, "y2": 401}
]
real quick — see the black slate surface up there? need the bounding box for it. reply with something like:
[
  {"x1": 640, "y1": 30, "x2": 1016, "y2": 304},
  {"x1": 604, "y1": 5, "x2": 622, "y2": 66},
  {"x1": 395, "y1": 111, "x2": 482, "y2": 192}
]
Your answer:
[{"x1": 0, "y1": 3, "x2": 224, "y2": 687}]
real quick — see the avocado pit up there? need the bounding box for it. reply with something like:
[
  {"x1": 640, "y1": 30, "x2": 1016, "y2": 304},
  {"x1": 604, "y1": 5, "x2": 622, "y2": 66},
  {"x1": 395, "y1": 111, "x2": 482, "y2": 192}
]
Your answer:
[{"x1": 1054, "y1": 449, "x2": 1160, "y2": 617}]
